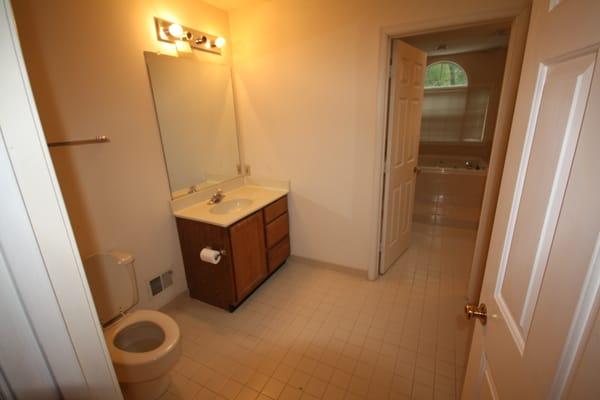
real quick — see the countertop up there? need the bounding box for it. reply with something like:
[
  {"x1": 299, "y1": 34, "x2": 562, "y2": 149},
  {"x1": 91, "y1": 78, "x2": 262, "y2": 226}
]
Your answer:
[{"x1": 173, "y1": 184, "x2": 288, "y2": 227}]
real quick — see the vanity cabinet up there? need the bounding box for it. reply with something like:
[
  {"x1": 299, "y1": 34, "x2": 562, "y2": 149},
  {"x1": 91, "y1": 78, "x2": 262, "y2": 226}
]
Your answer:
[{"x1": 176, "y1": 195, "x2": 290, "y2": 311}]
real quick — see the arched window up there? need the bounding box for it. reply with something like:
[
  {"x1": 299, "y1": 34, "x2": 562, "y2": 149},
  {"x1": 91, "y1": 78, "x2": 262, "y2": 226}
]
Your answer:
[
  {"x1": 421, "y1": 61, "x2": 489, "y2": 143},
  {"x1": 424, "y1": 61, "x2": 468, "y2": 89}
]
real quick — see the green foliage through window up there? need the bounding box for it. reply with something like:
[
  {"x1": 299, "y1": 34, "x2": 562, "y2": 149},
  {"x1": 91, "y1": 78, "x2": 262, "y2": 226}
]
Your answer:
[{"x1": 424, "y1": 61, "x2": 468, "y2": 89}]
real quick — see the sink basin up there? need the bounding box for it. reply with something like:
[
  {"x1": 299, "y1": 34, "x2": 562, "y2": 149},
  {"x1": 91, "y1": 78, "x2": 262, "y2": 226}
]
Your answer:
[{"x1": 209, "y1": 198, "x2": 253, "y2": 215}]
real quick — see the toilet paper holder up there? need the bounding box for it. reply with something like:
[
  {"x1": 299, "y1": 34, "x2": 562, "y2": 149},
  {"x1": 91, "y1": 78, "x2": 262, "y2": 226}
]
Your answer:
[
  {"x1": 199, "y1": 247, "x2": 227, "y2": 265},
  {"x1": 205, "y1": 247, "x2": 226, "y2": 255}
]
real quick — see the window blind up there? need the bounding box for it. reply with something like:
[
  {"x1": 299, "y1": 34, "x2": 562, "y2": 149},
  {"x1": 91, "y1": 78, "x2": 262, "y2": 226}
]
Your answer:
[{"x1": 420, "y1": 87, "x2": 490, "y2": 143}]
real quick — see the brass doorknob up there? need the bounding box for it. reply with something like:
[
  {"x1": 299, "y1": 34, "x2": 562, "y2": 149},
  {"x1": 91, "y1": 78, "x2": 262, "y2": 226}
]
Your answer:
[
  {"x1": 414, "y1": 166, "x2": 421, "y2": 175},
  {"x1": 464, "y1": 303, "x2": 487, "y2": 325}
]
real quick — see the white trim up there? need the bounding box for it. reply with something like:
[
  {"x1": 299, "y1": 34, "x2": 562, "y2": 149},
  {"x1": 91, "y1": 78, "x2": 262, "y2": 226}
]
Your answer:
[
  {"x1": 550, "y1": 233, "x2": 600, "y2": 399},
  {"x1": 483, "y1": 367, "x2": 499, "y2": 400},
  {"x1": 371, "y1": 5, "x2": 526, "y2": 280},
  {"x1": 0, "y1": 0, "x2": 121, "y2": 398},
  {"x1": 377, "y1": 42, "x2": 397, "y2": 275}
]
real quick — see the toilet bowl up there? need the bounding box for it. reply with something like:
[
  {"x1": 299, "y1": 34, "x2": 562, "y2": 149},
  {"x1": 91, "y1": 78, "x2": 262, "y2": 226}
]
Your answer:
[
  {"x1": 105, "y1": 309, "x2": 181, "y2": 399},
  {"x1": 84, "y1": 252, "x2": 181, "y2": 400}
]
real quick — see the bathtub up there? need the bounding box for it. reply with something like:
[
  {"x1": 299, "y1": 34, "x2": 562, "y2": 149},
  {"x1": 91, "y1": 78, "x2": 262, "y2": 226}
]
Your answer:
[
  {"x1": 418, "y1": 154, "x2": 488, "y2": 174},
  {"x1": 414, "y1": 155, "x2": 487, "y2": 228}
]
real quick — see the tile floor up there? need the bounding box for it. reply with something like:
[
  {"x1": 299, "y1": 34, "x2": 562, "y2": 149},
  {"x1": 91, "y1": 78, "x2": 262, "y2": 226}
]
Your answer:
[{"x1": 160, "y1": 223, "x2": 476, "y2": 400}]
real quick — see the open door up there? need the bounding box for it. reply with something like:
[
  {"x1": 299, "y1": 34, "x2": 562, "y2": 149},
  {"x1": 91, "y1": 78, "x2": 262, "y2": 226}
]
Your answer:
[
  {"x1": 380, "y1": 40, "x2": 426, "y2": 274},
  {"x1": 463, "y1": 0, "x2": 600, "y2": 398}
]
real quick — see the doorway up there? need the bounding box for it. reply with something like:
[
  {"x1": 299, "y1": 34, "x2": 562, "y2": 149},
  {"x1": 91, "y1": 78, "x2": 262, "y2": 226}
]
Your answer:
[
  {"x1": 378, "y1": 18, "x2": 527, "y2": 292},
  {"x1": 375, "y1": 17, "x2": 529, "y2": 395}
]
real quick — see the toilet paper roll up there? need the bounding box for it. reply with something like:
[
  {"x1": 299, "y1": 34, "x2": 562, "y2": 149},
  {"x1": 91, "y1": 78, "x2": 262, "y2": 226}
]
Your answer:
[{"x1": 200, "y1": 248, "x2": 222, "y2": 264}]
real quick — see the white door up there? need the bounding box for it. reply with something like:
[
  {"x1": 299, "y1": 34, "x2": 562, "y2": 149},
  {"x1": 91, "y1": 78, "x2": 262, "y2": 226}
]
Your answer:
[
  {"x1": 380, "y1": 40, "x2": 426, "y2": 273},
  {"x1": 463, "y1": 0, "x2": 600, "y2": 399}
]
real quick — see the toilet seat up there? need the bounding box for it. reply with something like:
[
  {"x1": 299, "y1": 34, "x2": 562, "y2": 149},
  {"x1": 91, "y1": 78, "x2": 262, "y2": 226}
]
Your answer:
[{"x1": 104, "y1": 309, "x2": 181, "y2": 383}]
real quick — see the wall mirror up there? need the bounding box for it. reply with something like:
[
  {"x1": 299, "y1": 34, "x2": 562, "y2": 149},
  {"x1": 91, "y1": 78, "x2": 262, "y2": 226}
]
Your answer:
[{"x1": 145, "y1": 53, "x2": 241, "y2": 199}]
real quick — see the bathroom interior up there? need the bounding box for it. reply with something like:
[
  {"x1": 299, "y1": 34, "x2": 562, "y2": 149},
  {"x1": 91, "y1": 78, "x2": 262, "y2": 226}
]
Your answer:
[
  {"x1": 405, "y1": 23, "x2": 509, "y2": 230},
  {"x1": 10, "y1": 1, "x2": 520, "y2": 399}
]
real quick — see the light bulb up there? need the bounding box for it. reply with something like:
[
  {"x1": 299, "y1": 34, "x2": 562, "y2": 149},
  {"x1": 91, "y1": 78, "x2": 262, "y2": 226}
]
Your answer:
[
  {"x1": 168, "y1": 23, "x2": 184, "y2": 38},
  {"x1": 214, "y1": 37, "x2": 226, "y2": 49},
  {"x1": 204, "y1": 39, "x2": 212, "y2": 49}
]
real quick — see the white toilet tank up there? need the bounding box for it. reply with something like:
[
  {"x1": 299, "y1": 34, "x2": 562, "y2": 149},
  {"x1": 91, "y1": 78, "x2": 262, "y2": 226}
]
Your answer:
[{"x1": 83, "y1": 252, "x2": 139, "y2": 325}]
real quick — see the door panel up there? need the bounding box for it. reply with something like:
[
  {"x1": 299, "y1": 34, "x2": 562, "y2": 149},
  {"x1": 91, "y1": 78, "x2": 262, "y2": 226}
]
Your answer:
[
  {"x1": 406, "y1": 100, "x2": 421, "y2": 163},
  {"x1": 388, "y1": 186, "x2": 401, "y2": 246},
  {"x1": 381, "y1": 41, "x2": 426, "y2": 273},
  {"x1": 497, "y1": 53, "x2": 595, "y2": 349},
  {"x1": 463, "y1": 1, "x2": 600, "y2": 398},
  {"x1": 393, "y1": 99, "x2": 408, "y2": 167},
  {"x1": 399, "y1": 179, "x2": 415, "y2": 237}
]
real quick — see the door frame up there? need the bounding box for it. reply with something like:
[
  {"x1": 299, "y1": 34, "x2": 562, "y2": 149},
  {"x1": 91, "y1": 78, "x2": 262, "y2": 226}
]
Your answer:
[
  {"x1": 0, "y1": 0, "x2": 121, "y2": 398},
  {"x1": 370, "y1": 4, "x2": 530, "y2": 280}
]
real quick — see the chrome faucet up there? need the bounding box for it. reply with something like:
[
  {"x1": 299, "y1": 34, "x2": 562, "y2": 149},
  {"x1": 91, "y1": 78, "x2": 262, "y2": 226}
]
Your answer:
[{"x1": 208, "y1": 189, "x2": 225, "y2": 204}]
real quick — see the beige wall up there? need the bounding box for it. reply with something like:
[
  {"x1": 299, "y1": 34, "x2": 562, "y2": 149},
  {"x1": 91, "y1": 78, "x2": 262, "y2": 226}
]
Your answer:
[
  {"x1": 419, "y1": 48, "x2": 508, "y2": 161},
  {"x1": 12, "y1": 0, "x2": 232, "y2": 309},
  {"x1": 229, "y1": 0, "x2": 528, "y2": 271},
  {"x1": 11, "y1": 0, "x2": 530, "y2": 302}
]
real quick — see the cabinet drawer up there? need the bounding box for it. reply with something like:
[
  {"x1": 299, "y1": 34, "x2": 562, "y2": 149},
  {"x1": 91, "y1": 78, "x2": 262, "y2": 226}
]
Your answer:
[
  {"x1": 264, "y1": 196, "x2": 287, "y2": 224},
  {"x1": 268, "y1": 236, "x2": 290, "y2": 272},
  {"x1": 266, "y1": 212, "x2": 289, "y2": 248}
]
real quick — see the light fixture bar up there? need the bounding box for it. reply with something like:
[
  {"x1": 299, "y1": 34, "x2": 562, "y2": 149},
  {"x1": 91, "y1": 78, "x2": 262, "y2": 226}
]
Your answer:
[{"x1": 154, "y1": 17, "x2": 224, "y2": 55}]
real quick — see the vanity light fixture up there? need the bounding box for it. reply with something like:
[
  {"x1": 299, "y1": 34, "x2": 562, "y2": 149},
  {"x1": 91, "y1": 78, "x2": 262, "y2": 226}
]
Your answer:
[{"x1": 154, "y1": 17, "x2": 225, "y2": 55}]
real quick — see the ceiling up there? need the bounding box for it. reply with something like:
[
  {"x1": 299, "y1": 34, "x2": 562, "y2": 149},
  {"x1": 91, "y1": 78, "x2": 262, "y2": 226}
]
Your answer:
[
  {"x1": 202, "y1": 0, "x2": 265, "y2": 11},
  {"x1": 403, "y1": 21, "x2": 512, "y2": 57}
]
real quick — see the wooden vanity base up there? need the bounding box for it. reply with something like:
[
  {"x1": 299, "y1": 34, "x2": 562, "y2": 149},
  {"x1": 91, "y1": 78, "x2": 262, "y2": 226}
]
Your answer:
[{"x1": 176, "y1": 196, "x2": 290, "y2": 311}]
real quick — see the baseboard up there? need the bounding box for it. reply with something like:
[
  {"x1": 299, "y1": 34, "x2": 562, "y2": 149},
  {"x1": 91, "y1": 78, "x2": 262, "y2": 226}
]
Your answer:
[
  {"x1": 288, "y1": 255, "x2": 367, "y2": 278},
  {"x1": 159, "y1": 288, "x2": 189, "y2": 311}
]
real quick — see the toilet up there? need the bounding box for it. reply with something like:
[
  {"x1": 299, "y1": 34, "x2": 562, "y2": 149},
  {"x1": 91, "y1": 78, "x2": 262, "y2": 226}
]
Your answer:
[{"x1": 84, "y1": 252, "x2": 181, "y2": 400}]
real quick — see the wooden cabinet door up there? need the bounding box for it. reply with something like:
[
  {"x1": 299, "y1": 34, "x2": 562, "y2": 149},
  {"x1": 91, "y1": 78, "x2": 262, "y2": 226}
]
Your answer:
[{"x1": 230, "y1": 211, "x2": 267, "y2": 301}]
